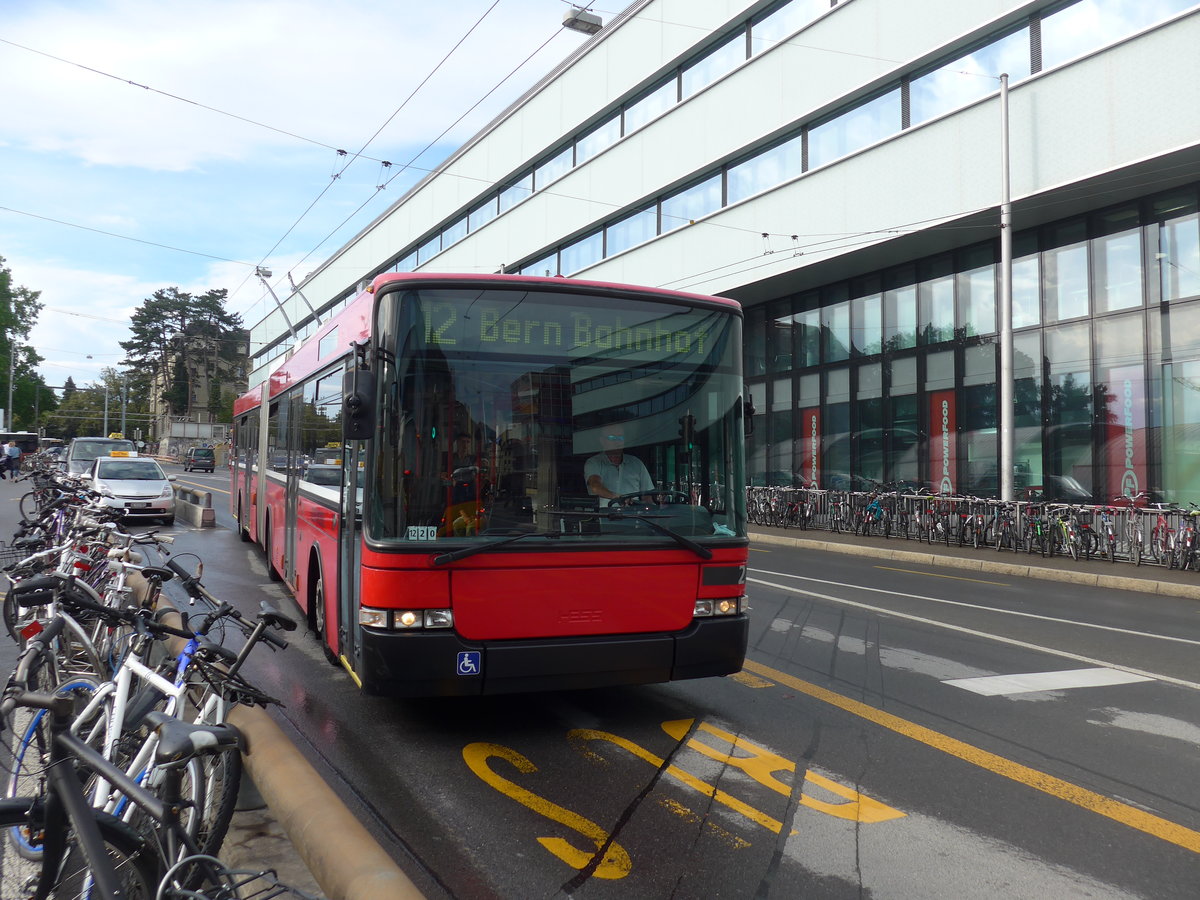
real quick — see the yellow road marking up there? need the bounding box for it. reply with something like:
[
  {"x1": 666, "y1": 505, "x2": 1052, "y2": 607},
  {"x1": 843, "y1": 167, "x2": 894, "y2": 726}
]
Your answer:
[
  {"x1": 741, "y1": 659, "x2": 1200, "y2": 854},
  {"x1": 463, "y1": 742, "x2": 631, "y2": 879},
  {"x1": 873, "y1": 565, "x2": 1008, "y2": 586}
]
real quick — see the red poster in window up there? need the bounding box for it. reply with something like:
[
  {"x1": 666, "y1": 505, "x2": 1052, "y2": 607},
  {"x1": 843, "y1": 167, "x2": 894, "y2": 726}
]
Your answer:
[
  {"x1": 930, "y1": 390, "x2": 956, "y2": 494},
  {"x1": 1104, "y1": 365, "x2": 1147, "y2": 502},
  {"x1": 799, "y1": 407, "x2": 821, "y2": 488}
]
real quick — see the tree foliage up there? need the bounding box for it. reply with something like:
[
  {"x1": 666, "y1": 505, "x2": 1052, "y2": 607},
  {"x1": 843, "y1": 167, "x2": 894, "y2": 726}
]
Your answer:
[
  {"x1": 0, "y1": 256, "x2": 57, "y2": 430},
  {"x1": 118, "y1": 286, "x2": 247, "y2": 419}
]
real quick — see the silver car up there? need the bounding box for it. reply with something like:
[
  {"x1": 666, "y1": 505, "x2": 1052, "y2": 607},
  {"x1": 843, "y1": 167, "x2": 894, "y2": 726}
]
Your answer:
[{"x1": 88, "y1": 456, "x2": 176, "y2": 525}]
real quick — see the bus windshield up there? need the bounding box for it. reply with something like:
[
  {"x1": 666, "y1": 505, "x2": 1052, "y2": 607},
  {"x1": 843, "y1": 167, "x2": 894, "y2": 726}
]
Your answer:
[{"x1": 368, "y1": 285, "x2": 746, "y2": 546}]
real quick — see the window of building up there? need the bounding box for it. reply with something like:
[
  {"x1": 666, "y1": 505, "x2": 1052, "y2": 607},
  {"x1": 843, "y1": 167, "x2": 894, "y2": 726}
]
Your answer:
[
  {"x1": 824, "y1": 367, "x2": 850, "y2": 488},
  {"x1": 469, "y1": 197, "x2": 499, "y2": 233},
  {"x1": 520, "y1": 251, "x2": 558, "y2": 277},
  {"x1": 624, "y1": 80, "x2": 677, "y2": 134},
  {"x1": 1012, "y1": 234, "x2": 1041, "y2": 328},
  {"x1": 821, "y1": 288, "x2": 850, "y2": 362},
  {"x1": 889, "y1": 356, "x2": 920, "y2": 485},
  {"x1": 919, "y1": 257, "x2": 956, "y2": 344},
  {"x1": 1093, "y1": 209, "x2": 1143, "y2": 313},
  {"x1": 534, "y1": 146, "x2": 573, "y2": 190},
  {"x1": 857, "y1": 362, "x2": 885, "y2": 484},
  {"x1": 575, "y1": 116, "x2": 622, "y2": 164},
  {"x1": 796, "y1": 302, "x2": 821, "y2": 367},
  {"x1": 1044, "y1": 221, "x2": 1090, "y2": 322},
  {"x1": 909, "y1": 27, "x2": 1030, "y2": 126},
  {"x1": 808, "y1": 88, "x2": 901, "y2": 170},
  {"x1": 746, "y1": 306, "x2": 767, "y2": 377},
  {"x1": 1155, "y1": 192, "x2": 1200, "y2": 301},
  {"x1": 661, "y1": 174, "x2": 722, "y2": 232},
  {"x1": 727, "y1": 134, "x2": 804, "y2": 205},
  {"x1": 1045, "y1": 321, "x2": 1093, "y2": 498},
  {"x1": 560, "y1": 231, "x2": 604, "y2": 275},
  {"x1": 499, "y1": 173, "x2": 534, "y2": 214},
  {"x1": 957, "y1": 245, "x2": 996, "y2": 337},
  {"x1": 769, "y1": 376, "x2": 793, "y2": 483},
  {"x1": 769, "y1": 300, "x2": 795, "y2": 373},
  {"x1": 606, "y1": 207, "x2": 657, "y2": 257},
  {"x1": 851, "y1": 283, "x2": 882, "y2": 356},
  {"x1": 884, "y1": 274, "x2": 918, "y2": 351},
  {"x1": 1012, "y1": 330, "x2": 1044, "y2": 494},
  {"x1": 417, "y1": 233, "x2": 441, "y2": 265},
  {"x1": 1040, "y1": 0, "x2": 1197, "y2": 72},
  {"x1": 393, "y1": 251, "x2": 417, "y2": 273},
  {"x1": 681, "y1": 31, "x2": 747, "y2": 99},
  {"x1": 442, "y1": 217, "x2": 468, "y2": 250},
  {"x1": 750, "y1": 0, "x2": 830, "y2": 55}
]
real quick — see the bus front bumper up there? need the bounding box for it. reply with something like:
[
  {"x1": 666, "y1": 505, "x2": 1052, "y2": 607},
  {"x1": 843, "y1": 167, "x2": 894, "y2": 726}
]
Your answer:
[{"x1": 357, "y1": 615, "x2": 749, "y2": 697}]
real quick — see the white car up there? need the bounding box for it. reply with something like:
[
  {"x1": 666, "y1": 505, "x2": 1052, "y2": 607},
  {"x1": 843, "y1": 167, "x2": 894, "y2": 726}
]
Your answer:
[{"x1": 88, "y1": 456, "x2": 176, "y2": 526}]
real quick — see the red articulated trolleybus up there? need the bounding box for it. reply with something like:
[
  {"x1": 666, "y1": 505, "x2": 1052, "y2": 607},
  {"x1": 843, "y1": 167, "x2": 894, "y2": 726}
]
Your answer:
[{"x1": 232, "y1": 273, "x2": 750, "y2": 696}]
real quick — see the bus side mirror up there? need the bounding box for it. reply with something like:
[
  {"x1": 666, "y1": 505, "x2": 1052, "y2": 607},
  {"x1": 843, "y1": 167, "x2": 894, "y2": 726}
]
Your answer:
[{"x1": 343, "y1": 369, "x2": 377, "y2": 441}]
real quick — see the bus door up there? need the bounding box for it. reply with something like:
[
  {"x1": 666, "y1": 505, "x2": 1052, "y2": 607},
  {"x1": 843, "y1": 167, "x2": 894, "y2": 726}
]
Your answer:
[{"x1": 336, "y1": 439, "x2": 365, "y2": 668}]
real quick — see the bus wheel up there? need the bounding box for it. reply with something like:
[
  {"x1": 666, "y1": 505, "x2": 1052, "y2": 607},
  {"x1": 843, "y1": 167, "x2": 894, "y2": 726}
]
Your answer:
[
  {"x1": 264, "y1": 520, "x2": 281, "y2": 582},
  {"x1": 311, "y1": 566, "x2": 339, "y2": 667},
  {"x1": 237, "y1": 500, "x2": 251, "y2": 542}
]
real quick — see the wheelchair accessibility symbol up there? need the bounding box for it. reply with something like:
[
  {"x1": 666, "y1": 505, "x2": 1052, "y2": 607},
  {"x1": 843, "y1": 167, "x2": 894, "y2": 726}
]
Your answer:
[{"x1": 457, "y1": 651, "x2": 481, "y2": 676}]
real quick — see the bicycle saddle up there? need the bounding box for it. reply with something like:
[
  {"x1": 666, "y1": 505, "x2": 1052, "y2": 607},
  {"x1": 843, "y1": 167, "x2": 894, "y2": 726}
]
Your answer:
[{"x1": 143, "y1": 710, "x2": 243, "y2": 765}]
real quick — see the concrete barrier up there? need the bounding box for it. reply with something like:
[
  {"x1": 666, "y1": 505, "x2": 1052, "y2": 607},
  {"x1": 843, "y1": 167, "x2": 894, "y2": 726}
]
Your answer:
[
  {"x1": 150, "y1": 603, "x2": 425, "y2": 900},
  {"x1": 228, "y1": 705, "x2": 426, "y2": 900},
  {"x1": 173, "y1": 485, "x2": 216, "y2": 527}
]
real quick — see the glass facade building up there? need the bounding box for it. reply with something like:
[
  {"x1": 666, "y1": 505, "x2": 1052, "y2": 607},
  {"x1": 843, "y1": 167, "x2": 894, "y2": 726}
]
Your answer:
[{"x1": 745, "y1": 184, "x2": 1200, "y2": 503}]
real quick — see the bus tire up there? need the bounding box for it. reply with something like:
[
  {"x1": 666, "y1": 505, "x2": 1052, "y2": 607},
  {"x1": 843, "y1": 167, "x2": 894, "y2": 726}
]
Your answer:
[
  {"x1": 309, "y1": 558, "x2": 339, "y2": 667},
  {"x1": 237, "y1": 499, "x2": 251, "y2": 543},
  {"x1": 264, "y1": 518, "x2": 281, "y2": 582}
]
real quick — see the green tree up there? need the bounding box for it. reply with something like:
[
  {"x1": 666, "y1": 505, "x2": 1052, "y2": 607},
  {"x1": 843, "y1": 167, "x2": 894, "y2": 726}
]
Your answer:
[
  {"x1": 118, "y1": 286, "x2": 247, "y2": 421},
  {"x1": 0, "y1": 256, "x2": 52, "y2": 430}
]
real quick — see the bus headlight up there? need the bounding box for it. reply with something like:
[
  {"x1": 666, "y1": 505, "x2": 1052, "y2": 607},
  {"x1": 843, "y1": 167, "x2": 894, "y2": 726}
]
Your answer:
[
  {"x1": 694, "y1": 597, "x2": 744, "y2": 617},
  {"x1": 359, "y1": 609, "x2": 389, "y2": 628},
  {"x1": 360, "y1": 608, "x2": 455, "y2": 630}
]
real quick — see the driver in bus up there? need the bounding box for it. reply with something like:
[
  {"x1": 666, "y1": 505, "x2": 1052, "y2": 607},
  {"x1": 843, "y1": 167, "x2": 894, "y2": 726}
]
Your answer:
[{"x1": 585, "y1": 425, "x2": 656, "y2": 502}]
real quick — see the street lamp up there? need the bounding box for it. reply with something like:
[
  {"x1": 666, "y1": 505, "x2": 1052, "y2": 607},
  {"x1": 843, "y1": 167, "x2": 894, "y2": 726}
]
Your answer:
[{"x1": 562, "y1": 5, "x2": 602, "y2": 34}]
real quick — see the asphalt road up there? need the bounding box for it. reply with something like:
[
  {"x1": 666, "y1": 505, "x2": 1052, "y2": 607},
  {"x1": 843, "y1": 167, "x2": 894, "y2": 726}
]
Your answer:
[{"x1": 8, "y1": 467, "x2": 1195, "y2": 898}]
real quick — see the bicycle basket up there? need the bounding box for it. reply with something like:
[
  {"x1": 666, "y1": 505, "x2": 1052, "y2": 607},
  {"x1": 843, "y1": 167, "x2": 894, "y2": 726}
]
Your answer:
[
  {"x1": 1074, "y1": 510, "x2": 1093, "y2": 525},
  {"x1": 0, "y1": 542, "x2": 27, "y2": 571}
]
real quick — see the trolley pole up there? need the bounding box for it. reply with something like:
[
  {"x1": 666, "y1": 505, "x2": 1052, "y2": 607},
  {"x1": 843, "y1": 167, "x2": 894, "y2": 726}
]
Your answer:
[{"x1": 998, "y1": 73, "x2": 1014, "y2": 502}]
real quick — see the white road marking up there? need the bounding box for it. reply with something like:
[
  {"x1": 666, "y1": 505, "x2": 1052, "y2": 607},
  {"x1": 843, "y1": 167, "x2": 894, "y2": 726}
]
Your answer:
[
  {"x1": 751, "y1": 567, "x2": 1200, "y2": 648},
  {"x1": 747, "y1": 575, "x2": 1200, "y2": 692},
  {"x1": 943, "y1": 667, "x2": 1154, "y2": 696}
]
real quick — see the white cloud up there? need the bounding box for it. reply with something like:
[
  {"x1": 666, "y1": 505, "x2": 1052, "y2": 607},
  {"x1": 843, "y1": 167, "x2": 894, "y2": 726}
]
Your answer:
[{"x1": 0, "y1": 0, "x2": 596, "y2": 389}]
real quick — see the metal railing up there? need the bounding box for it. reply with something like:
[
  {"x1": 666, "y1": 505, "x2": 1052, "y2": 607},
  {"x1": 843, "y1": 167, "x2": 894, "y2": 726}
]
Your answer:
[{"x1": 745, "y1": 486, "x2": 1200, "y2": 571}]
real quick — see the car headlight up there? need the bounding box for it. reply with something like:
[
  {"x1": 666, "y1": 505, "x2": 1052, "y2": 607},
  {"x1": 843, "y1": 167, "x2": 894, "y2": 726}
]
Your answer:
[
  {"x1": 160, "y1": 485, "x2": 175, "y2": 499},
  {"x1": 99, "y1": 486, "x2": 115, "y2": 498}
]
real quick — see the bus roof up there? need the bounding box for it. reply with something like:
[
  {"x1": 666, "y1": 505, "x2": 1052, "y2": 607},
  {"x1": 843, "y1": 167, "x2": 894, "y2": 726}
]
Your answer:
[{"x1": 236, "y1": 273, "x2": 741, "y2": 413}]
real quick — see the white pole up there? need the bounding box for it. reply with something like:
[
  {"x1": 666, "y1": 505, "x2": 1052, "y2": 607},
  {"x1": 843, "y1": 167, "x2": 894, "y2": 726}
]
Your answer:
[{"x1": 998, "y1": 73, "x2": 1014, "y2": 502}]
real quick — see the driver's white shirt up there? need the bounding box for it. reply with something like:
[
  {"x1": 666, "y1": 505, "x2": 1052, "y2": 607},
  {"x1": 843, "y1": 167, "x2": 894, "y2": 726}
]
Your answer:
[{"x1": 584, "y1": 452, "x2": 654, "y2": 496}]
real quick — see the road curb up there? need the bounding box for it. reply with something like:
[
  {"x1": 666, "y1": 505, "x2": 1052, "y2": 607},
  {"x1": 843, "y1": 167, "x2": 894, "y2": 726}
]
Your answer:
[
  {"x1": 227, "y1": 705, "x2": 426, "y2": 900},
  {"x1": 749, "y1": 531, "x2": 1200, "y2": 602},
  {"x1": 152, "y1": 603, "x2": 425, "y2": 900}
]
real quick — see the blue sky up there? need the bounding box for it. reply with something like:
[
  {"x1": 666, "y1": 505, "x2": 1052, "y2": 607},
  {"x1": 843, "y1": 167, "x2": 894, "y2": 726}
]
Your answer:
[{"x1": 0, "y1": 0, "x2": 600, "y2": 389}]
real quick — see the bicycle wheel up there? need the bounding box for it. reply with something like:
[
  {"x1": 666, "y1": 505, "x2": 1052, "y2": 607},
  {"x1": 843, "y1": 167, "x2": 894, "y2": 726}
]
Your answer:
[
  {"x1": 1131, "y1": 530, "x2": 1142, "y2": 566},
  {"x1": 1079, "y1": 531, "x2": 1097, "y2": 560},
  {"x1": 0, "y1": 797, "x2": 160, "y2": 899},
  {"x1": 17, "y1": 492, "x2": 41, "y2": 522}
]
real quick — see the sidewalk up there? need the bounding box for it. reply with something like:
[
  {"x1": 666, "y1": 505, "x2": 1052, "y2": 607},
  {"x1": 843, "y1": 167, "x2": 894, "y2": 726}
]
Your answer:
[{"x1": 748, "y1": 523, "x2": 1200, "y2": 602}]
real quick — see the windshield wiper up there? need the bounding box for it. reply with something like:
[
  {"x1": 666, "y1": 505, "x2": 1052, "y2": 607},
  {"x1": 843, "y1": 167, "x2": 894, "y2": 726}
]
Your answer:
[
  {"x1": 431, "y1": 531, "x2": 558, "y2": 566},
  {"x1": 547, "y1": 508, "x2": 713, "y2": 560},
  {"x1": 603, "y1": 510, "x2": 713, "y2": 559}
]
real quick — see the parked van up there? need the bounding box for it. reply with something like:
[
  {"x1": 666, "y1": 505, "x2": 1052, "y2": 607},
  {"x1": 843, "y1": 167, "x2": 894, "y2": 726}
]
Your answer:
[
  {"x1": 183, "y1": 447, "x2": 215, "y2": 472},
  {"x1": 65, "y1": 436, "x2": 136, "y2": 475}
]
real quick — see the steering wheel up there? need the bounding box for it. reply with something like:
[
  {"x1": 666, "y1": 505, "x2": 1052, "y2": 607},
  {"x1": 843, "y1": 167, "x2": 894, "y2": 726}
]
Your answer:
[{"x1": 607, "y1": 490, "x2": 690, "y2": 508}]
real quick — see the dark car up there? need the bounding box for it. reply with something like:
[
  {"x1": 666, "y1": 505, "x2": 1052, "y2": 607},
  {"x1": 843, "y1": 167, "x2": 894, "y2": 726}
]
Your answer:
[{"x1": 183, "y1": 447, "x2": 215, "y2": 472}]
